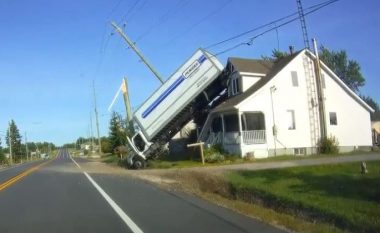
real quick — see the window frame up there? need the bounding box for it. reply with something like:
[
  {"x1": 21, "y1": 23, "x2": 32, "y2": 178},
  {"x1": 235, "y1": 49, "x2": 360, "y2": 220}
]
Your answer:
[
  {"x1": 287, "y1": 110, "x2": 296, "y2": 130},
  {"x1": 329, "y1": 112, "x2": 338, "y2": 125},
  {"x1": 291, "y1": 71, "x2": 299, "y2": 87}
]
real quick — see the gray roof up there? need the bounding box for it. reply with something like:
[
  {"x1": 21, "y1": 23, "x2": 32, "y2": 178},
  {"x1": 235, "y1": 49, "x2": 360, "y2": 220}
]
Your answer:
[
  {"x1": 229, "y1": 57, "x2": 274, "y2": 74},
  {"x1": 212, "y1": 51, "x2": 301, "y2": 113}
]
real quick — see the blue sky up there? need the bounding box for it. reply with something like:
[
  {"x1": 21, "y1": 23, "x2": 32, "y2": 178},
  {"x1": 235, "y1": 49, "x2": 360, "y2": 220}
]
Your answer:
[{"x1": 0, "y1": 0, "x2": 379, "y2": 145}]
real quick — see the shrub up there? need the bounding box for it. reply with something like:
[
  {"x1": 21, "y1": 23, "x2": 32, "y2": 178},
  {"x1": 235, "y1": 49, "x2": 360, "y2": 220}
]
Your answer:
[
  {"x1": 318, "y1": 135, "x2": 339, "y2": 154},
  {"x1": 204, "y1": 144, "x2": 225, "y2": 163}
]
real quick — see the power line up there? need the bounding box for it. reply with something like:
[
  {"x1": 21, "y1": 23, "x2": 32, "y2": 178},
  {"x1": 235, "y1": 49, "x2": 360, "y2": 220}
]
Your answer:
[
  {"x1": 212, "y1": 0, "x2": 339, "y2": 57},
  {"x1": 124, "y1": 0, "x2": 148, "y2": 23},
  {"x1": 120, "y1": 0, "x2": 140, "y2": 24},
  {"x1": 106, "y1": 0, "x2": 125, "y2": 19},
  {"x1": 163, "y1": 0, "x2": 232, "y2": 46},
  {"x1": 134, "y1": 0, "x2": 190, "y2": 43},
  {"x1": 205, "y1": 0, "x2": 338, "y2": 50},
  {"x1": 95, "y1": 0, "x2": 128, "y2": 81}
]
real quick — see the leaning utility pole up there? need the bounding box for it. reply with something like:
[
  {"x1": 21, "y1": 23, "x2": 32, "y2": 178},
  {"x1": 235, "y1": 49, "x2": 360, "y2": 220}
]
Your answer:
[
  {"x1": 110, "y1": 21, "x2": 164, "y2": 84},
  {"x1": 93, "y1": 81, "x2": 102, "y2": 154},
  {"x1": 121, "y1": 78, "x2": 133, "y2": 128}
]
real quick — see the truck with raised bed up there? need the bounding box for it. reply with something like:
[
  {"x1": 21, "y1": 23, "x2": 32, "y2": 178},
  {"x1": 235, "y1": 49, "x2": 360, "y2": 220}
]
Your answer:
[{"x1": 126, "y1": 48, "x2": 225, "y2": 168}]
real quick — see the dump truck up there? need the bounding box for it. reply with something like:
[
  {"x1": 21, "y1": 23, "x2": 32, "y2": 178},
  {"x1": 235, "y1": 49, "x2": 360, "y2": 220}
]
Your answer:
[{"x1": 126, "y1": 48, "x2": 225, "y2": 169}]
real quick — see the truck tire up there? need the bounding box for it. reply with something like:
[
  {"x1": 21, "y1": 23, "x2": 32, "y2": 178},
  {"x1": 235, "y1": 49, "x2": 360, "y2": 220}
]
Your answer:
[{"x1": 133, "y1": 156, "x2": 146, "y2": 170}]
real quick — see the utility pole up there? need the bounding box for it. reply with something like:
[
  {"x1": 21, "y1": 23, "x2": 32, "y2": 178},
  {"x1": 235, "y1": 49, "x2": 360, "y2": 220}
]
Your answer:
[
  {"x1": 121, "y1": 77, "x2": 134, "y2": 132},
  {"x1": 312, "y1": 38, "x2": 327, "y2": 139},
  {"x1": 93, "y1": 80, "x2": 102, "y2": 154},
  {"x1": 8, "y1": 124, "x2": 12, "y2": 165},
  {"x1": 110, "y1": 21, "x2": 164, "y2": 84},
  {"x1": 90, "y1": 113, "x2": 94, "y2": 154},
  {"x1": 25, "y1": 132, "x2": 29, "y2": 161}
]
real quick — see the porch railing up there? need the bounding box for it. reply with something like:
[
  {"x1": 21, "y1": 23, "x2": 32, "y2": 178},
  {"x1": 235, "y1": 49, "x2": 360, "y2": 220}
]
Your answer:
[
  {"x1": 205, "y1": 132, "x2": 223, "y2": 145},
  {"x1": 206, "y1": 130, "x2": 266, "y2": 145},
  {"x1": 242, "y1": 130, "x2": 266, "y2": 144}
]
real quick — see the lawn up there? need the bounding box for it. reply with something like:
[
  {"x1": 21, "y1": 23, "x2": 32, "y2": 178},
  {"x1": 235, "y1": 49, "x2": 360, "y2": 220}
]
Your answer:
[
  {"x1": 227, "y1": 161, "x2": 380, "y2": 232},
  {"x1": 101, "y1": 153, "x2": 120, "y2": 165}
]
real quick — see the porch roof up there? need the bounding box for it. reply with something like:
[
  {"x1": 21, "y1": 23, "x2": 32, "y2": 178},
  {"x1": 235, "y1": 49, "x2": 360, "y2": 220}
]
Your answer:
[{"x1": 212, "y1": 51, "x2": 301, "y2": 113}]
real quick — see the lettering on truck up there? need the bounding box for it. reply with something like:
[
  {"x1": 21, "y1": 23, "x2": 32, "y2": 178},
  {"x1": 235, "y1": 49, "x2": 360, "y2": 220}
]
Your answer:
[{"x1": 141, "y1": 54, "x2": 207, "y2": 119}]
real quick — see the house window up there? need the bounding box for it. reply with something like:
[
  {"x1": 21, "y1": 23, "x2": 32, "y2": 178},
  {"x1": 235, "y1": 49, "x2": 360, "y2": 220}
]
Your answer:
[
  {"x1": 231, "y1": 78, "x2": 240, "y2": 96},
  {"x1": 241, "y1": 113, "x2": 265, "y2": 131},
  {"x1": 294, "y1": 148, "x2": 306, "y2": 155},
  {"x1": 224, "y1": 114, "x2": 239, "y2": 132},
  {"x1": 291, "y1": 71, "x2": 299, "y2": 87},
  {"x1": 321, "y1": 73, "x2": 326, "y2": 89},
  {"x1": 287, "y1": 110, "x2": 296, "y2": 130},
  {"x1": 329, "y1": 112, "x2": 337, "y2": 125}
]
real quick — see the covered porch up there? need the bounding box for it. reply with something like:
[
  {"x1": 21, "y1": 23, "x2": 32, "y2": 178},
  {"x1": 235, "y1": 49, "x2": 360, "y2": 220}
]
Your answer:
[{"x1": 204, "y1": 111, "x2": 267, "y2": 155}]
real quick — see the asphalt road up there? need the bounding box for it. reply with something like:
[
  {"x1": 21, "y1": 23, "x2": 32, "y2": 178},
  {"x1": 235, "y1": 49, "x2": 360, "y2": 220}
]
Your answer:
[{"x1": 0, "y1": 149, "x2": 284, "y2": 233}]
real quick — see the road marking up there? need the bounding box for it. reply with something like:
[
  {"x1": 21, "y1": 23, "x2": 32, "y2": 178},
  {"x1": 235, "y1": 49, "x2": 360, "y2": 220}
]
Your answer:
[
  {"x1": 70, "y1": 157, "x2": 144, "y2": 233},
  {"x1": 83, "y1": 172, "x2": 144, "y2": 233},
  {"x1": 70, "y1": 156, "x2": 81, "y2": 169},
  {"x1": 0, "y1": 160, "x2": 52, "y2": 191}
]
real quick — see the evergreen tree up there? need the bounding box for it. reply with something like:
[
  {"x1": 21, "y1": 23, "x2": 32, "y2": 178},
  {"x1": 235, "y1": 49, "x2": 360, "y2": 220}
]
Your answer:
[
  {"x1": 5, "y1": 120, "x2": 22, "y2": 161},
  {"x1": 109, "y1": 112, "x2": 127, "y2": 151},
  {"x1": 0, "y1": 137, "x2": 4, "y2": 162}
]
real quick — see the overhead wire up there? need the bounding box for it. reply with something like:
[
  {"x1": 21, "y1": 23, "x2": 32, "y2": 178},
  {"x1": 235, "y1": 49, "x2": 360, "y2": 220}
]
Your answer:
[
  {"x1": 125, "y1": 0, "x2": 148, "y2": 23},
  {"x1": 205, "y1": 0, "x2": 339, "y2": 50},
  {"x1": 95, "y1": 0, "x2": 129, "y2": 82},
  {"x1": 119, "y1": 0, "x2": 141, "y2": 25},
  {"x1": 212, "y1": 0, "x2": 339, "y2": 57},
  {"x1": 134, "y1": 0, "x2": 190, "y2": 43},
  {"x1": 163, "y1": 0, "x2": 233, "y2": 46}
]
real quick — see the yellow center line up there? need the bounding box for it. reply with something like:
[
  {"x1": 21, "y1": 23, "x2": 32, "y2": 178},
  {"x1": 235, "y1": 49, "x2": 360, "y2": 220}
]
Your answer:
[{"x1": 0, "y1": 159, "x2": 54, "y2": 191}]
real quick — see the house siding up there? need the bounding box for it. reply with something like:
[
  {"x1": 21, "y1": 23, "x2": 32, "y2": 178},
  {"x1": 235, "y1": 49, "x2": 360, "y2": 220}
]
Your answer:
[
  {"x1": 237, "y1": 53, "x2": 313, "y2": 156},
  {"x1": 233, "y1": 51, "x2": 372, "y2": 157},
  {"x1": 241, "y1": 75, "x2": 261, "y2": 92},
  {"x1": 322, "y1": 70, "x2": 373, "y2": 147}
]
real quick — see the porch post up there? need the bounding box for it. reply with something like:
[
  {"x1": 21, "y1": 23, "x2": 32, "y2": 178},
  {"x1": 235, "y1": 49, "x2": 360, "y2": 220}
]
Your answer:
[{"x1": 238, "y1": 112, "x2": 243, "y2": 145}]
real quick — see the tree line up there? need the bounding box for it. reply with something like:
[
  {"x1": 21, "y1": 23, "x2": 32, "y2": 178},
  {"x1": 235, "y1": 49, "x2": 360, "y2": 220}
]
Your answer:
[
  {"x1": 69, "y1": 111, "x2": 130, "y2": 155},
  {"x1": 0, "y1": 120, "x2": 56, "y2": 164}
]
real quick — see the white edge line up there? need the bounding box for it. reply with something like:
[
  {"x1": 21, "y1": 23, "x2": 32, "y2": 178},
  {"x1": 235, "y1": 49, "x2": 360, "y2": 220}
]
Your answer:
[
  {"x1": 83, "y1": 172, "x2": 144, "y2": 233},
  {"x1": 69, "y1": 156, "x2": 143, "y2": 233},
  {"x1": 70, "y1": 156, "x2": 81, "y2": 169}
]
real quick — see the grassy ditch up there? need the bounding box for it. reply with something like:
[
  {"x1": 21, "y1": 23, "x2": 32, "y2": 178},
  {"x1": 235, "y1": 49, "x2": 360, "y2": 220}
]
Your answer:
[
  {"x1": 158, "y1": 170, "x2": 343, "y2": 233},
  {"x1": 227, "y1": 161, "x2": 380, "y2": 232}
]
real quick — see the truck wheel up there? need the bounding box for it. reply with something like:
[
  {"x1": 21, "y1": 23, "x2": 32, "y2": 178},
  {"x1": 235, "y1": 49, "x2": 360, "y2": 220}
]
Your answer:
[{"x1": 133, "y1": 156, "x2": 146, "y2": 169}]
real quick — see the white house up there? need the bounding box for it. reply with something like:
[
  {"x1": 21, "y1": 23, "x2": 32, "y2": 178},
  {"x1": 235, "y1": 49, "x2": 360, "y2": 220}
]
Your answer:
[
  {"x1": 372, "y1": 112, "x2": 380, "y2": 146},
  {"x1": 198, "y1": 49, "x2": 374, "y2": 158}
]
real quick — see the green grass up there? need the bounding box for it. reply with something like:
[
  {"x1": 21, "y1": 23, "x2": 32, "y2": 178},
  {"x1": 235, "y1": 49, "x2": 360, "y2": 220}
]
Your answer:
[
  {"x1": 101, "y1": 154, "x2": 120, "y2": 165},
  {"x1": 227, "y1": 161, "x2": 380, "y2": 232},
  {"x1": 255, "y1": 150, "x2": 377, "y2": 163},
  {"x1": 146, "y1": 160, "x2": 203, "y2": 169}
]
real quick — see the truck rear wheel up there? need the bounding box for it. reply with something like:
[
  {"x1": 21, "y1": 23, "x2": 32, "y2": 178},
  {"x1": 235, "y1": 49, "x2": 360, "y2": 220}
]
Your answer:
[{"x1": 133, "y1": 156, "x2": 146, "y2": 169}]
